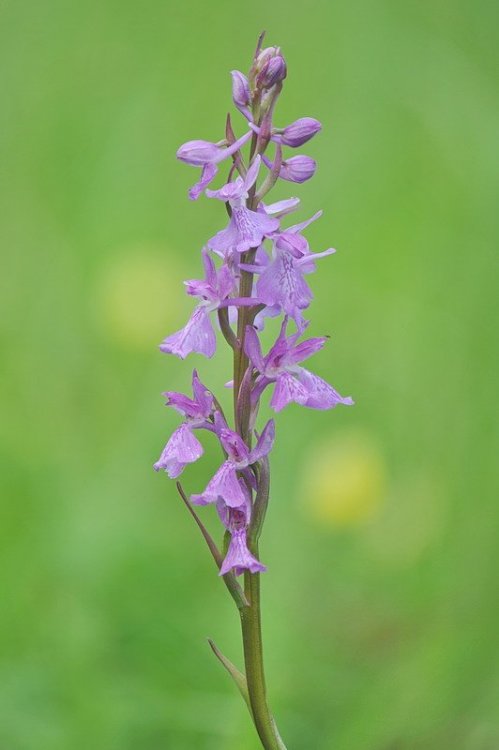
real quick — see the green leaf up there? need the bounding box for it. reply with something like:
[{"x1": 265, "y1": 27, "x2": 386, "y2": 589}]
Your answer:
[{"x1": 207, "y1": 638, "x2": 252, "y2": 715}]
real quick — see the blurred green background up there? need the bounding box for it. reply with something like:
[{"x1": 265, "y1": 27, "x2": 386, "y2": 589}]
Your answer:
[{"x1": 1, "y1": 1, "x2": 498, "y2": 748}]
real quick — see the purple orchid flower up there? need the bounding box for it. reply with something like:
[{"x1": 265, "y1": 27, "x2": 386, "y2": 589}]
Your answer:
[
  {"x1": 191, "y1": 417, "x2": 275, "y2": 508},
  {"x1": 239, "y1": 211, "x2": 335, "y2": 326},
  {"x1": 153, "y1": 370, "x2": 214, "y2": 478},
  {"x1": 215, "y1": 483, "x2": 266, "y2": 576},
  {"x1": 177, "y1": 130, "x2": 253, "y2": 201},
  {"x1": 245, "y1": 320, "x2": 354, "y2": 412},
  {"x1": 206, "y1": 156, "x2": 279, "y2": 257},
  {"x1": 159, "y1": 306, "x2": 216, "y2": 360},
  {"x1": 220, "y1": 525, "x2": 267, "y2": 576},
  {"x1": 159, "y1": 250, "x2": 257, "y2": 359}
]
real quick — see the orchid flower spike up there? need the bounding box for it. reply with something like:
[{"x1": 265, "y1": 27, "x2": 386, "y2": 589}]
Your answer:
[{"x1": 153, "y1": 35, "x2": 353, "y2": 750}]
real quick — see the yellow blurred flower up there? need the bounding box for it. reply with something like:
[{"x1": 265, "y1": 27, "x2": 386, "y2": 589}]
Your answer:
[
  {"x1": 94, "y1": 244, "x2": 186, "y2": 350},
  {"x1": 301, "y1": 430, "x2": 387, "y2": 527}
]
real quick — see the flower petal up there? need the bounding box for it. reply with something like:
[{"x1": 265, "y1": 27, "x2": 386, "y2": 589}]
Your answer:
[
  {"x1": 249, "y1": 419, "x2": 275, "y2": 463},
  {"x1": 244, "y1": 325, "x2": 265, "y2": 372},
  {"x1": 282, "y1": 336, "x2": 327, "y2": 367},
  {"x1": 262, "y1": 197, "x2": 301, "y2": 217},
  {"x1": 191, "y1": 462, "x2": 247, "y2": 507},
  {"x1": 270, "y1": 372, "x2": 309, "y2": 412},
  {"x1": 219, "y1": 528, "x2": 267, "y2": 576},
  {"x1": 243, "y1": 154, "x2": 262, "y2": 192},
  {"x1": 153, "y1": 424, "x2": 203, "y2": 478},
  {"x1": 159, "y1": 306, "x2": 216, "y2": 359},
  {"x1": 188, "y1": 163, "x2": 218, "y2": 200},
  {"x1": 294, "y1": 367, "x2": 354, "y2": 409},
  {"x1": 191, "y1": 370, "x2": 213, "y2": 417},
  {"x1": 163, "y1": 391, "x2": 200, "y2": 419}
]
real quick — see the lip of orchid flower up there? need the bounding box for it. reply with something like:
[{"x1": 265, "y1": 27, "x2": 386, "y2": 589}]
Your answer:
[
  {"x1": 206, "y1": 156, "x2": 280, "y2": 256},
  {"x1": 176, "y1": 130, "x2": 253, "y2": 201},
  {"x1": 159, "y1": 306, "x2": 217, "y2": 359},
  {"x1": 244, "y1": 320, "x2": 354, "y2": 412},
  {"x1": 215, "y1": 490, "x2": 267, "y2": 577},
  {"x1": 191, "y1": 460, "x2": 247, "y2": 508},
  {"x1": 219, "y1": 527, "x2": 267, "y2": 576},
  {"x1": 153, "y1": 422, "x2": 204, "y2": 478}
]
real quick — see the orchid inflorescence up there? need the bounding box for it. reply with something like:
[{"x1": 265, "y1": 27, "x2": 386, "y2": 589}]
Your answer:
[{"x1": 154, "y1": 33, "x2": 353, "y2": 750}]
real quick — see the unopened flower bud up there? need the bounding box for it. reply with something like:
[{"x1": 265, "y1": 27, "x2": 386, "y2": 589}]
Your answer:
[
  {"x1": 255, "y1": 45, "x2": 278, "y2": 70},
  {"x1": 252, "y1": 46, "x2": 287, "y2": 91},
  {"x1": 279, "y1": 155, "x2": 317, "y2": 183},
  {"x1": 281, "y1": 118, "x2": 322, "y2": 147},
  {"x1": 176, "y1": 140, "x2": 220, "y2": 166},
  {"x1": 257, "y1": 55, "x2": 287, "y2": 89},
  {"x1": 231, "y1": 70, "x2": 250, "y2": 110}
]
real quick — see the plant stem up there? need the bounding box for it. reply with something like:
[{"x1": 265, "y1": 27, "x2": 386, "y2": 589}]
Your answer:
[
  {"x1": 240, "y1": 569, "x2": 285, "y2": 750},
  {"x1": 234, "y1": 267, "x2": 287, "y2": 748}
]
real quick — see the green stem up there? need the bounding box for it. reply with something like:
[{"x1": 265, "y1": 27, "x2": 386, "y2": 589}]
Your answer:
[
  {"x1": 233, "y1": 279, "x2": 286, "y2": 748},
  {"x1": 240, "y1": 570, "x2": 284, "y2": 750}
]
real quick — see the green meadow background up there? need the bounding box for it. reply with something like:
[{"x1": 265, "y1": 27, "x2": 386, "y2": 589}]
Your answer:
[{"x1": 1, "y1": 1, "x2": 498, "y2": 748}]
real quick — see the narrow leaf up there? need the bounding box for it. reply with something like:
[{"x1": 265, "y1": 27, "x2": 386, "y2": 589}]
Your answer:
[{"x1": 208, "y1": 638, "x2": 251, "y2": 713}]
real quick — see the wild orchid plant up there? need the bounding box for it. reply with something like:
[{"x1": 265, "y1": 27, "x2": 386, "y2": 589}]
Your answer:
[{"x1": 154, "y1": 33, "x2": 353, "y2": 749}]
